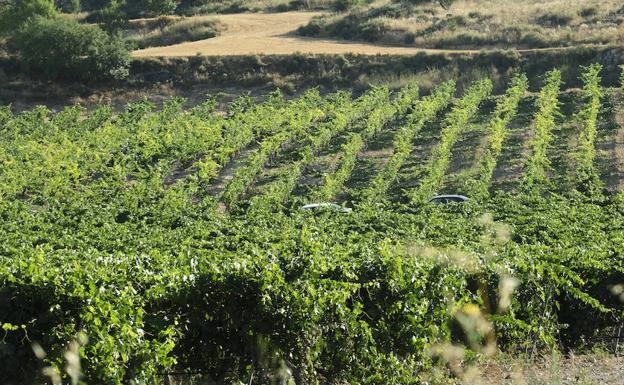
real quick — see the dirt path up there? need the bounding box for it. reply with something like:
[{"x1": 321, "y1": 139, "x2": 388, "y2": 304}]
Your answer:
[{"x1": 132, "y1": 12, "x2": 595, "y2": 57}]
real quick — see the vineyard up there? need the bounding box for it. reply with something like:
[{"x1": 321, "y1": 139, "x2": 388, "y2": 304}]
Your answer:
[{"x1": 1, "y1": 65, "x2": 624, "y2": 384}]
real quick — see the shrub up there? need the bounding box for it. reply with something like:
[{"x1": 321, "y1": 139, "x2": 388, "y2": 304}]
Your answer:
[
  {"x1": 394, "y1": 0, "x2": 433, "y2": 5},
  {"x1": 297, "y1": 16, "x2": 326, "y2": 36},
  {"x1": 90, "y1": 0, "x2": 178, "y2": 18},
  {"x1": 394, "y1": 0, "x2": 455, "y2": 8},
  {"x1": 334, "y1": 0, "x2": 369, "y2": 11},
  {"x1": 10, "y1": 16, "x2": 130, "y2": 81},
  {"x1": 143, "y1": 0, "x2": 178, "y2": 16},
  {"x1": 520, "y1": 32, "x2": 550, "y2": 48},
  {"x1": 370, "y1": 2, "x2": 420, "y2": 18},
  {"x1": 177, "y1": 0, "x2": 251, "y2": 16},
  {"x1": 0, "y1": 0, "x2": 57, "y2": 36},
  {"x1": 132, "y1": 18, "x2": 222, "y2": 50},
  {"x1": 579, "y1": 6, "x2": 597, "y2": 18},
  {"x1": 535, "y1": 12, "x2": 573, "y2": 27},
  {"x1": 91, "y1": 0, "x2": 128, "y2": 33},
  {"x1": 55, "y1": 0, "x2": 81, "y2": 12},
  {"x1": 358, "y1": 18, "x2": 389, "y2": 41}
]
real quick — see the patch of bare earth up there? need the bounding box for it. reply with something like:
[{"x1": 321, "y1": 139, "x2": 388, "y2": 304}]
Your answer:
[{"x1": 475, "y1": 353, "x2": 624, "y2": 385}]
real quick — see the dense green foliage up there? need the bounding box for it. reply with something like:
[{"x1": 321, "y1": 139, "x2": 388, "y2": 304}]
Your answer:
[
  {"x1": 409, "y1": 79, "x2": 492, "y2": 202},
  {"x1": 574, "y1": 64, "x2": 604, "y2": 196},
  {"x1": 0, "y1": 0, "x2": 57, "y2": 36},
  {"x1": 312, "y1": 86, "x2": 397, "y2": 201},
  {"x1": 0, "y1": 69, "x2": 623, "y2": 384},
  {"x1": 467, "y1": 74, "x2": 528, "y2": 200},
  {"x1": 78, "y1": 0, "x2": 361, "y2": 17},
  {"x1": 9, "y1": 16, "x2": 131, "y2": 81},
  {"x1": 361, "y1": 80, "x2": 455, "y2": 205},
  {"x1": 221, "y1": 90, "x2": 327, "y2": 208},
  {"x1": 522, "y1": 69, "x2": 561, "y2": 191},
  {"x1": 56, "y1": 0, "x2": 82, "y2": 12},
  {"x1": 84, "y1": 0, "x2": 178, "y2": 17},
  {"x1": 0, "y1": 0, "x2": 131, "y2": 81}
]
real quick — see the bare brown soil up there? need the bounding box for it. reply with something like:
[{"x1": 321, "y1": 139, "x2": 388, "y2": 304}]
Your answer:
[{"x1": 474, "y1": 353, "x2": 624, "y2": 385}]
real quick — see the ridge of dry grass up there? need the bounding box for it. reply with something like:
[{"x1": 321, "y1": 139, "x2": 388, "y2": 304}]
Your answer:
[{"x1": 299, "y1": 0, "x2": 624, "y2": 49}]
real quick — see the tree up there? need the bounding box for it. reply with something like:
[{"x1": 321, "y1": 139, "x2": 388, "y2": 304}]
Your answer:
[
  {"x1": 10, "y1": 16, "x2": 130, "y2": 81},
  {"x1": 95, "y1": 0, "x2": 128, "y2": 33},
  {"x1": 145, "y1": 0, "x2": 177, "y2": 16},
  {"x1": 56, "y1": 0, "x2": 82, "y2": 12},
  {"x1": 122, "y1": 0, "x2": 178, "y2": 17},
  {"x1": 0, "y1": 0, "x2": 57, "y2": 36}
]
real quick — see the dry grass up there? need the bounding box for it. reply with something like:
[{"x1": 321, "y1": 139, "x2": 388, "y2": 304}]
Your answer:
[
  {"x1": 61, "y1": 12, "x2": 90, "y2": 22},
  {"x1": 132, "y1": 12, "x2": 451, "y2": 57},
  {"x1": 176, "y1": 0, "x2": 335, "y2": 15},
  {"x1": 132, "y1": 11, "x2": 614, "y2": 57},
  {"x1": 125, "y1": 15, "x2": 181, "y2": 31},
  {"x1": 301, "y1": 0, "x2": 624, "y2": 49},
  {"x1": 422, "y1": 351, "x2": 624, "y2": 385},
  {"x1": 128, "y1": 17, "x2": 223, "y2": 49}
]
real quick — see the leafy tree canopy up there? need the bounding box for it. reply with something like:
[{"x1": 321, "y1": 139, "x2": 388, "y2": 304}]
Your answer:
[
  {"x1": 9, "y1": 16, "x2": 130, "y2": 81},
  {"x1": 0, "y1": 0, "x2": 57, "y2": 36}
]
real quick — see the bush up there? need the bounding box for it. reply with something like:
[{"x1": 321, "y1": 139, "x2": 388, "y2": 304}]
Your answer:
[
  {"x1": 358, "y1": 18, "x2": 389, "y2": 41},
  {"x1": 141, "y1": 0, "x2": 178, "y2": 16},
  {"x1": 535, "y1": 12, "x2": 573, "y2": 27},
  {"x1": 10, "y1": 16, "x2": 130, "y2": 81},
  {"x1": 334, "y1": 0, "x2": 369, "y2": 11},
  {"x1": 297, "y1": 16, "x2": 326, "y2": 36},
  {"x1": 579, "y1": 6, "x2": 598, "y2": 18},
  {"x1": 370, "y1": 2, "x2": 416, "y2": 18},
  {"x1": 132, "y1": 18, "x2": 221, "y2": 49},
  {"x1": 89, "y1": 0, "x2": 178, "y2": 18},
  {"x1": 56, "y1": 0, "x2": 82, "y2": 12},
  {"x1": 0, "y1": 0, "x2": 57, "y2": 36},
  {"x1": 90, "y1": 0, "x2": 128, "y2": 33},
  {"x1": 394, "y1": 0, "x2": 454, "y2": 8}
]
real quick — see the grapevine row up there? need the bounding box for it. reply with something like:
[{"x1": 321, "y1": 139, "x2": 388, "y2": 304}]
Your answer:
[
  {"x1": 576, "y1": 64, "x2": 603, "y2": 175},
  {"x1": 220, "y1": 90, "x2": 326, "y2": 208},
  {"x1": 468, "y1": 74, "x2": 529, "y2": 200},
  {"x1": 360, "y1": 80, "x2": 456, "y2": 205},
  {"x1": 192, "y1": 91, "x2": 287, "y2": 186},
  {"x1": 2, "y1": 68, "x2": 624, "y2": 385},
  {"x1": 0, "y1": 99, "x2": 226, "y2": 201},
  {"x1": 247, "y1": 88, "x2": 388, "y2": 211},
  {"x1": 311, "y1": 86, "x2": 408, "y2": 202},
  {"x1": 409, "y1": 79, "x2": 493, "y2": 203},
  {"x1": 522, "y1": 69, "x2": 562, "y2": 191}
]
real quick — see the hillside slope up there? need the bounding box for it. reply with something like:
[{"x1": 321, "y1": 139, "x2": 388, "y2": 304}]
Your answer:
[{"x1": 132, "y1": 12, "x2": 611, "y2": 57}]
